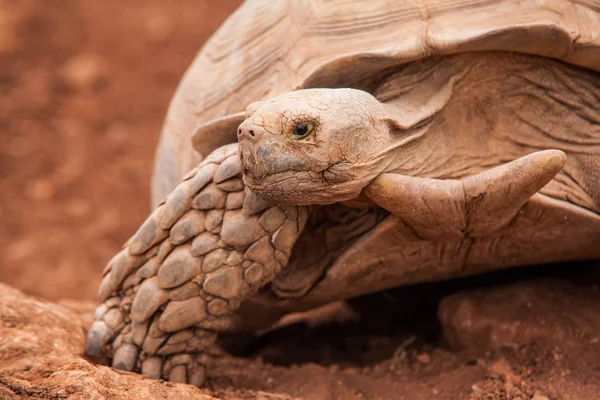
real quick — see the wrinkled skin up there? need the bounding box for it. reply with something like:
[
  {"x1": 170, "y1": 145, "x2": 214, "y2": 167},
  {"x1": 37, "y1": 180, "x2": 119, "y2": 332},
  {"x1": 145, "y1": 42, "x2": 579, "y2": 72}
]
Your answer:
[{"x1": 238, "y1": 89, "x2": 402, "y2": 205}]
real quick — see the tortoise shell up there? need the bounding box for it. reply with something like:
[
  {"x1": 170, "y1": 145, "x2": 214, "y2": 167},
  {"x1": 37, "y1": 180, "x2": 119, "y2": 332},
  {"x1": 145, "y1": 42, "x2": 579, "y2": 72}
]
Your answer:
[{"x1": 152, "y1": 0, "x2": 600, "y2": 206}]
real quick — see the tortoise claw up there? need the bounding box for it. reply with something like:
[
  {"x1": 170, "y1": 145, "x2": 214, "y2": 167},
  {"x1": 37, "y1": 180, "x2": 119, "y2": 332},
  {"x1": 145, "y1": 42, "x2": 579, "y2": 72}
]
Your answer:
[{"x1": 85, "y1": 320, "x2": 113, "y2": 359}]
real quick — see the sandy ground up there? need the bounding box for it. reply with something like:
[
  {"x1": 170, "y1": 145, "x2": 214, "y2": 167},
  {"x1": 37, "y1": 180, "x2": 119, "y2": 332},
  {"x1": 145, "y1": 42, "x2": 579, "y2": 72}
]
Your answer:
[{"x1": 2, "y1": 1, "x2": 600, "y2": 399}]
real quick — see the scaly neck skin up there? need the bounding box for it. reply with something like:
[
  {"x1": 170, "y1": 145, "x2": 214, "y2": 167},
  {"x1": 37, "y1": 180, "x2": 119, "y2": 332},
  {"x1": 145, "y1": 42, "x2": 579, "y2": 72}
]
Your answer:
[
  {"x1": 377, "y1": 52, "x2": 600, "y2": 214},
  {"x1": 271, "y1": 202, "x2": 388, "y2": 299}
]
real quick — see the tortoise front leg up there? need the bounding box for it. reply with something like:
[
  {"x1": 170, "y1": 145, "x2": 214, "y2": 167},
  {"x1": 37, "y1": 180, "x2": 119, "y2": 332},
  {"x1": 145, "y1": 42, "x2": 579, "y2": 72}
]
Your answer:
[{"x1": 86, "y1": 144, "x2": 308, "y2": 386}]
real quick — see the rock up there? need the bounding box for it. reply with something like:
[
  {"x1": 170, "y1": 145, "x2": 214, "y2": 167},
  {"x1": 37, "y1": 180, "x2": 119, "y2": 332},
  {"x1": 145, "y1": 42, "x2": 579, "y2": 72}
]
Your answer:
[
  {"x1": 58, "y1": 298, "x2": 96, "y2": 329},
  {"x1": 0, "y1": 284, "x2": 85, "y2": 365},
  {"x1": 46, "y1": 359, "x2": 216, "y2": 399},
  {"x1": 0, "y1": 283, "x2": 217, "y2": 399},
  {"x1": 438, "y1": 280, "x2": 600, "y2": 350}
]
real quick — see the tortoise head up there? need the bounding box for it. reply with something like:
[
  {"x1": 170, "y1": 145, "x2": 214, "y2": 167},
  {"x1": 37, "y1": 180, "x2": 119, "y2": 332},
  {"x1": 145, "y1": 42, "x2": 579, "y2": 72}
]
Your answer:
[{"x1": 237, "y1": 88, "x2": 425, "y2": 205}]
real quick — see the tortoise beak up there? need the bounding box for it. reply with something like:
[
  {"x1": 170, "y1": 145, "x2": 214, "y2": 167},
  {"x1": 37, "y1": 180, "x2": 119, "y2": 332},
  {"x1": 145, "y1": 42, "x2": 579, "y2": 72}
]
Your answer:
[{"x1": 238, "y1": 120, "x2": 268, "y2": 181}]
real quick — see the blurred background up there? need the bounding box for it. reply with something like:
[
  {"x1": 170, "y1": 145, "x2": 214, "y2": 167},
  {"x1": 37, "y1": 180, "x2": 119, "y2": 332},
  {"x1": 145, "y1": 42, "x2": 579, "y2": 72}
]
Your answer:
[
  {"x1": 2, "y1": 4, "x2": 600, "y2": 398},
  {"x1": 0, "y1": 0, "x2": 242, "y2": 300}
]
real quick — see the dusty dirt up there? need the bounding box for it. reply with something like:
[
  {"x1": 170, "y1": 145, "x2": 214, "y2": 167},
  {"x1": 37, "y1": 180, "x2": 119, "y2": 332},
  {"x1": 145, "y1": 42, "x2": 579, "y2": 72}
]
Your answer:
[
  {"x1": 0, "y1": 0, "x2": 241, "y2": 301},
  {"x1": 1, "y1": 1, "x2": 600, "y2": 399}
]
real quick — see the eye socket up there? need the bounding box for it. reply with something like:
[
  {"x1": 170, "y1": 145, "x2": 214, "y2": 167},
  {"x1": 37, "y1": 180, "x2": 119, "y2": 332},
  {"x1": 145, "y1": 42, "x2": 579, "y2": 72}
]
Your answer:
[{"x1": 290, "y1": 122, "x2": 314, "y2": 140}]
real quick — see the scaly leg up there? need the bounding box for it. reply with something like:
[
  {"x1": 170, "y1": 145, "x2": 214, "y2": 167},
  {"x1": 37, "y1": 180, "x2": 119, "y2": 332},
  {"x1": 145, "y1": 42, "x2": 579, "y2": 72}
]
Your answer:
[{"x1": 86, "y1": 144, "x2": 308, "y2": 385}]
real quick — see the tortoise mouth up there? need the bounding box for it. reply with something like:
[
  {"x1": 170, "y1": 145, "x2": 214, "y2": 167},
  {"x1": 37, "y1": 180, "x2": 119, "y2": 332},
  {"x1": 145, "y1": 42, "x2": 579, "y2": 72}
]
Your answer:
[
  {"x1": 239, "y1": 144, "x2": 294, "y2": 185},
  {"x1": 242, "y1": 170, "x2": 298, "y2": 191},
  {"x1": 239, "y1": 134, "x2": 375, "y2": 205},
  {"x1": 239, "y1": 138, "x2": 314, "y2": 176},
  {"x1": 241, "y1": 169, "x2": 319, "y2": 205},
  {"x1": 238, "y1": 139, "x2": 327, "y2": 204}
]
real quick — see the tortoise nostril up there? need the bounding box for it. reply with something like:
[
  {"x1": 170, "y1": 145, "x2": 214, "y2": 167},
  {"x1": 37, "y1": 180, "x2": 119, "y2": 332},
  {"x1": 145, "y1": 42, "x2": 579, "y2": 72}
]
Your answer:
[{"x1": 239, "y1": 126, "x2": 260, "y2": 141}]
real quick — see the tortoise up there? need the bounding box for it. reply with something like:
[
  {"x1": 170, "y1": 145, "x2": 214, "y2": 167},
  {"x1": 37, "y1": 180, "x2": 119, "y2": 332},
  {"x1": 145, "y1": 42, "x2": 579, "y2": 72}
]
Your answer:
[{"x1": 86, "y1": 0, "x2": 600, "y2": 386}]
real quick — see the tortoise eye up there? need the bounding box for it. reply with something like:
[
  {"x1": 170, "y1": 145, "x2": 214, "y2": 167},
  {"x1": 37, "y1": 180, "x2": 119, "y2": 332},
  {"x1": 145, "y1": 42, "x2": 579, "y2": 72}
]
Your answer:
[{"x1": 290, "y1": 122, "x2": 314, "y2": 140}]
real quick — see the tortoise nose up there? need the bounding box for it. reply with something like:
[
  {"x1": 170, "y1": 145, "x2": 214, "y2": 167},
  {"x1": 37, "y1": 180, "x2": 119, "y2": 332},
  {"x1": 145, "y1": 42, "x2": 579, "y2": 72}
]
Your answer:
[{"x1": 237, "y1": 122, "x2": 263, "y2": 142}]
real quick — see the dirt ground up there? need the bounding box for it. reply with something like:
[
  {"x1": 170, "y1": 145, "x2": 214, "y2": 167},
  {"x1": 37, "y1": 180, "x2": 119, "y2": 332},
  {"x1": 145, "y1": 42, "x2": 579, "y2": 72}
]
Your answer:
[
  {"x1": 0, "y1": 0, "x2": 242, "y2": 301},
  {"x1": 1, "y1": 1, "x2": 600, "y2": 399}
]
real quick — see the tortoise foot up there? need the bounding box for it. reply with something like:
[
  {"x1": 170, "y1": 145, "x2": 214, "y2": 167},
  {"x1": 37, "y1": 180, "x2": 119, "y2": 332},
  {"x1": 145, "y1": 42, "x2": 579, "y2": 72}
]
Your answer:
[
  {"x1": 87, "y1": 296, "x2": 218, "y2": 386},
  {"x1": 86, "y1": 290, "x2": 220, "y2": 385},
  {"x1": 86, "y1": 144, "x2": 308, "y2": 385}
]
